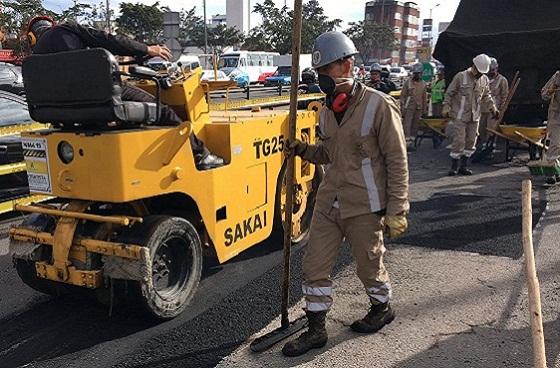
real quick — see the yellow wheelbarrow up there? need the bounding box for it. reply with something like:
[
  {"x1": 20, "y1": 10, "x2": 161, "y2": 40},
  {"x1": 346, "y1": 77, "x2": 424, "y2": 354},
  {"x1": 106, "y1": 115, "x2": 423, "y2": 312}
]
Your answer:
[
  {"x1": 487, "y1": 125, "x2": 547, "y2": 161},
  {"x1": 415, "y1": 117, "x2": 449, "y2": 149}
]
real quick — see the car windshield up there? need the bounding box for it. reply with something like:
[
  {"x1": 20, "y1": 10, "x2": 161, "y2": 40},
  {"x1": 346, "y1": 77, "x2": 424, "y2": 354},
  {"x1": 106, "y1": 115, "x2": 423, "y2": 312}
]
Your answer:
[
  {"x1": 391, "y1": 68, "x2": 401, "y2": 73},
  {"x1": 0, "y1": 63, "x2": 21, "y2": 85},
  {"x1": 0, "y1": 92, "x2": 31, "y2": 126},
  {"x1": 219, "y1": 57, "x2": 239, "y2": 68},
  {"x1": 276, "y1": 66, "x2": 291, "y2": 76}
]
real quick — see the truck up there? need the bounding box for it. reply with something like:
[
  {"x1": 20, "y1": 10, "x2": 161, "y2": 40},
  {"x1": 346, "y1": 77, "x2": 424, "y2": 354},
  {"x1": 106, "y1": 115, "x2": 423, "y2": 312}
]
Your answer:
[
  {"x1": 265, "y1": 54, "x2": 312, "y2": 87},
  {"x1": 434, "y1": 0, "x2": 559, "y2": 126}
]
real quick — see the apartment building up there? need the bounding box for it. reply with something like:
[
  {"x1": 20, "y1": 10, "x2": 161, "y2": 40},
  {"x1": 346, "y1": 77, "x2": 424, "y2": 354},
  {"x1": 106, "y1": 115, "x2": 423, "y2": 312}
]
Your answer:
[{"x1": 364, "y1": 0, "x2": 420, "y2": 65}]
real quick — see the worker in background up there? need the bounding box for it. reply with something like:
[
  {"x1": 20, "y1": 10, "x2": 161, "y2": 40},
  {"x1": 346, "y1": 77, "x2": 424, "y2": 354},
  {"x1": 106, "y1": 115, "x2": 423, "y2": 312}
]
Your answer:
[
  {"x1": 381, "y1": 68, "x2": 398, "y2": 93},
  {"x1": 283, "y1": 31, "x2": 409, "y2": 357},
  {"x1": 26, "y1": 16, "x2": 224, "y2": 170},
  {"x1": 431, "y1": 69, "x2": 446, "y2": 117},
  {"x1": 400, "y1": 63, "x2": 427, "y2": 150},
  {"x1": 443, "y1": 54, "x2": 498, "y2": 176},
  {"x1": 357, "y1": 64, "x2": 367, "y2": 81},
  {"x1": 541, "y1": 71, "x2": 560, "y2": 184},
  {"x1": 478, "y1": 57, "x2": 509, "y2": 151},
  {"x1": 366, "y1": 63, "x2": 391, "y2": 94}
]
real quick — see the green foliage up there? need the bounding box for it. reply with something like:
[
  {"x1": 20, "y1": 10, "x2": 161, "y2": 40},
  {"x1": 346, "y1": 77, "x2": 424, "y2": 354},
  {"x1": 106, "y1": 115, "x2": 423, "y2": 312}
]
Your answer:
[
  {"x1": 115, "y1": 2, "x2": 168, "y2": 44},
  {"x1": 344, "y1": 21, "x2": 396, "y2": 63},
  {"x1": 0, "y1": 0, "x2": 56, "y2": 36},
  {"x1": 243, "y1": 0, "x2": 340, "y2": 54}
]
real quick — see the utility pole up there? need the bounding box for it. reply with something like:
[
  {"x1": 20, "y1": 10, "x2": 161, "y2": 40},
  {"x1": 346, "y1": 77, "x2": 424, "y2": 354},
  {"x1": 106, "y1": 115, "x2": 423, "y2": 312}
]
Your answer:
[
  {"x1": 106, "y1": 0, "x2": 111, "y2": 33},
  {"x1": 203, "y1": 0, "x2": 208, "y2": 54},
  {"x1": 247, "y1": 0, "x2": 251, "y2": 32}
]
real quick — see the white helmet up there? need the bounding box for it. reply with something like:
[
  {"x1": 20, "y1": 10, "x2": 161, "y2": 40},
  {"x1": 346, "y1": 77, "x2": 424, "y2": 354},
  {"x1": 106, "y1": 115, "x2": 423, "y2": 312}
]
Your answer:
[
  {"x1": 473, "y1": 54, "x2": 491, "y2": 74},
  {"x1": 412, "y1": 63, "x2": 423, "y2": 74},
  {"x1": 312, "y1": 31, "x2": 358, "y2": 69},
  {"x1": 490, "y1": 57, "x2": 499, "y2": 70}
]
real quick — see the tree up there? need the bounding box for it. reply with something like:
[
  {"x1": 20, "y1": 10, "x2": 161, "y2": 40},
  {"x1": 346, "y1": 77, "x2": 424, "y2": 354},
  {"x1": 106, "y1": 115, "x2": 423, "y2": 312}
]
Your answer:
[
  {"x1": 59, "y1": 2, "x2": 92, "y2": 24},
  {"x1": 344, "y1": 21, "x2": 396, "y2": 63},
  {"x1": 207, "y1": 24, "x2": 244, "y2": 54},
  {"x1": 244, "y1": 0, "x2": 340, "y2": 54},
  {"x1": 0, "y1": 0, "x2": 57, "y2": 37},
  {"x1": 115, "y1": 2, "x2": 168, "y2": 44}
]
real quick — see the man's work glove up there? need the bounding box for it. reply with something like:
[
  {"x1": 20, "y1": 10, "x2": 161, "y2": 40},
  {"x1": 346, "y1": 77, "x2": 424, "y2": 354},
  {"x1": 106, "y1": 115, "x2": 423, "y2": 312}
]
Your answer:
[
  {"x1": 442, "y1": 105, "x2": 451, "y2": 118},
  {"x1": 384, "y1": 215, "x2": 408, "y2": 239},
  {"x1": 284, "y1": 138, "x2": 307, "y2": 158}
]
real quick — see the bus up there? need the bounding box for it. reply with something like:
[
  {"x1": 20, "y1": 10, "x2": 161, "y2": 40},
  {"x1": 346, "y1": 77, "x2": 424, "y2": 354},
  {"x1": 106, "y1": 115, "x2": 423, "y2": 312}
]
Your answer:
[{"x1": 219, "y1": 51, "x2": 280, "y2": 84}]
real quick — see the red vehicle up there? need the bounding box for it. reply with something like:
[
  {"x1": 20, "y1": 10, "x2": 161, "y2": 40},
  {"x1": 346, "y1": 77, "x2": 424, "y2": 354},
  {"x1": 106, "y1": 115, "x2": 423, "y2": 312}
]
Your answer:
[{"x1": 258, "y1": 71, "x2": 276, "y2": 84}]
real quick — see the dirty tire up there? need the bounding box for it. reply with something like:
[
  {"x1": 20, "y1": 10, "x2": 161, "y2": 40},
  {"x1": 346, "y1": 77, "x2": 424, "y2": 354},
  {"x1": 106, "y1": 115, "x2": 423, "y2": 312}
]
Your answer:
[
  {"x1": 13, "y1": 213, "x2": 71, "y2": 296},
  {"x1": 117, "y1": 215, "x2": 202, "y2": 319},
  {"x1": 273, "y1": 163, "x2": 324, "y2": 245}
]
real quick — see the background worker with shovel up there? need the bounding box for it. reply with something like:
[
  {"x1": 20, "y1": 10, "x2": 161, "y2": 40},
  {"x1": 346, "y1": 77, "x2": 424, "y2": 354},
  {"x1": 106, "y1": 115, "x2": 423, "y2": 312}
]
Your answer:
[
  {"x1": 283, "y1": 31, "x2": 409, "y2": 357},
  {"x1": 541, "y1": 71, "x2": 560, "y2": 184}
]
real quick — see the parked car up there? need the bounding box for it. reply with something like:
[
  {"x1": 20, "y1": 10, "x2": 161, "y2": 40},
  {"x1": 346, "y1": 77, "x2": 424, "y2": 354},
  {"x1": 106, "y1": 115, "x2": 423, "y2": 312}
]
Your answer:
[
  {"x1": 0, "y1": 91, "x2": 32, "y2": 195},
  {"x1": 258, "y1": 71, "x2": 276, "y2": 84},
  {"x1": 228, "y1": 68, "x2": 250, "y2": 88},
  {"x1": 390, "y1": 66, "x2": 408, "y2": 87},
  {"x1": 264, "y1": 65, "x2": 292, "y2": 87},
  {"x1": 200, "y1": 69, "x2": 229, "y2": 82},
  {"x1": 0, "y1": 62, "x2": 24, "y2": 96}
]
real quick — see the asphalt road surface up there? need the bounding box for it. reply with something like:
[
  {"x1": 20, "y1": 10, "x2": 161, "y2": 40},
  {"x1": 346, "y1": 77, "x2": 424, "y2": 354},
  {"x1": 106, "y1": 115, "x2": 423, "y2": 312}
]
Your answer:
[{"x1": 0, "y1": 140, "x2": 546, "y2": 368}]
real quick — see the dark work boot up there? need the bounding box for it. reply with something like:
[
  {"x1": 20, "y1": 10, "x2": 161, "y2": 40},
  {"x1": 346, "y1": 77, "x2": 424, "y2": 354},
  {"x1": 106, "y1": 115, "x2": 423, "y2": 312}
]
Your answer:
[
  {"x1": 350, "y1": 302, "x2": 395, "y2": 333},
  {"x1": 282, "y1": 311, "x2": 328, "y2": 357},
  {"x1": 546, "y1": 176, "x2": 557, "y2": 185},
  {"x1": 448, "y1": 158, "x2": 459, "y2": 176},
  {"x1": 458, "y1": 156, "x2": 472, "y2": 175}
]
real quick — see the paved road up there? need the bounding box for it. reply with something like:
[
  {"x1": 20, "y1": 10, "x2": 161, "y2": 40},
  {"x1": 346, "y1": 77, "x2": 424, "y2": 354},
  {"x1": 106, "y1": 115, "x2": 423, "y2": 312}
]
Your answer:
[{"x1": 0, "y1": 140, "x2": 547, "y2": 368}]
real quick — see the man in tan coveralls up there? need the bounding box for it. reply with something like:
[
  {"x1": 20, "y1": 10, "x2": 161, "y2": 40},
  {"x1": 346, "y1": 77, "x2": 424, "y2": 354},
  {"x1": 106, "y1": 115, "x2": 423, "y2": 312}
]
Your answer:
[
  {"x1": 478, "y1": 57, "x2": 509, "y2": 149},
  {"x1": 443, "y1": 54, "x2": 498, "y2": 176},
  {"x1": 400, "y1": 63, "x2": 427, "y2": 149},
  {"x1": 283, "y1": 31, "x2": 409, "y2": 357},
  {"x1": 541, "y1": 71, "x2": 560, "y2": 184}
]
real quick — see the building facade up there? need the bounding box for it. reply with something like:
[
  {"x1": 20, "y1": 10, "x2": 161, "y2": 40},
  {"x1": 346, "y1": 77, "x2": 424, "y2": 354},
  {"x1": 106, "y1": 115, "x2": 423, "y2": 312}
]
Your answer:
[
  {"x1": 226, "y1": 0, "x2": 251, "y2": 34},
  {"x1": 364, "y1": 0, "x2": 420, "y2": 65},
  {"x1": 211, "y1": 14, "x2": 227, "y2": 27}
]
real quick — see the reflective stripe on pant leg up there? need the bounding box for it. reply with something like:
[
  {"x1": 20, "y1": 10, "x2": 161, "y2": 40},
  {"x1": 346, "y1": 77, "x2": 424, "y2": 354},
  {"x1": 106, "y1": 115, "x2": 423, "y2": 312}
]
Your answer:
[
  {"x1": 450, "y1": 120, "x2": 466, "y2": 158},
  {"x1": 463, "y1": 120, "x2": 479, "y2": 157},
  {"x1": 366, "y1": 283, "x2": 392, "y2": 305},
  {"x1": 344, "y1": 213, "x2": 391, "y2": 305},
  {"x1": 303, "y1": 208, "x2": 344, "y2": 312}
]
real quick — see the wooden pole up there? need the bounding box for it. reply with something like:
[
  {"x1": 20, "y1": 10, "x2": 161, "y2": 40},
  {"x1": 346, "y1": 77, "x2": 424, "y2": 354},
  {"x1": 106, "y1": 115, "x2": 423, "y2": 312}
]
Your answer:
[
  {"x1": 522, "y1": 179, "x2": 547, "y2": 368},
  {"x1": 280, "y1": 0, "x2": 303, "y2": 329}
]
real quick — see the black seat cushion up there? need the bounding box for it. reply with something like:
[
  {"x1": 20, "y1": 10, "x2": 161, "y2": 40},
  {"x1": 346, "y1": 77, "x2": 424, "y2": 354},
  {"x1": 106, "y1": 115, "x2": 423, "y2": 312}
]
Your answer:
[{"x1": 23, "y1": 48, "x2": 156, "y2": 126}]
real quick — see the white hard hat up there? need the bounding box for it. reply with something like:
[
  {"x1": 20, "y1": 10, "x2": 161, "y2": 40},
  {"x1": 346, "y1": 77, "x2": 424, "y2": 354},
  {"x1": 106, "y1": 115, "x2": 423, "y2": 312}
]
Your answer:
[
  {"x1": 473, "y1": 54, "x2": 491, "y2": 74},
  {"x1": 490, "y1": 57, "x2": 499, "y2": 70},
  {"x1": 312, "y1": 31, "x2": 358, "y2": 69}
]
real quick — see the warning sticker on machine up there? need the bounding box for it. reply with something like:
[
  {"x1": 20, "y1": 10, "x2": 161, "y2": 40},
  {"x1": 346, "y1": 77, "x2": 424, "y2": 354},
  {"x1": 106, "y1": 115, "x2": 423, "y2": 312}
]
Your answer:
[{"x1": 22, "y1": 138, "x2": 52, "y2": 194}]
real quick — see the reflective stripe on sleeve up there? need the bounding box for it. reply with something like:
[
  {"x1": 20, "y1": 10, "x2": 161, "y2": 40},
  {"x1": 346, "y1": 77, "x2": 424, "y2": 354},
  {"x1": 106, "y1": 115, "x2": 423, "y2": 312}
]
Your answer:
[
  {"x1": 302, "y1": 285, "x2": 333, "y2": 297},
  {"x1": 361, "y1": 158, "x2": 382, "y2": 212}
]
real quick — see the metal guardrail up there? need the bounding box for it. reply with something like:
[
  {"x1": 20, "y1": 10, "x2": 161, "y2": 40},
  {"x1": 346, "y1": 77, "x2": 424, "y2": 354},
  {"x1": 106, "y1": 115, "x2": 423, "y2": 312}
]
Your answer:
[{"x1": 209, "y1": 93, "x2": 325, "y2": 111}]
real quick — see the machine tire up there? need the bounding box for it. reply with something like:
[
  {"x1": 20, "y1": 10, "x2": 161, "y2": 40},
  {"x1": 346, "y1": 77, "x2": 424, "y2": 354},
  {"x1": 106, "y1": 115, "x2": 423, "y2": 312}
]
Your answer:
[
  {"x1": 273, "y1": 162, "x2": 324, "y2": 245},
  {"x1": 116, "y1": 215, "x2": 203, "y2": 319},
  {"x1": 13, "y1": 213, "x2": 73, "y2": 296}
]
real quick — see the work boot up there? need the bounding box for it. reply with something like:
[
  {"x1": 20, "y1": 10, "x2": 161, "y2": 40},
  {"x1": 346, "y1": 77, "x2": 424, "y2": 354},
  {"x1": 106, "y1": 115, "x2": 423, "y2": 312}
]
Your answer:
[
  {"x1": 196, "y1": 153, "x2": 225, "y2": 170},
  {"x1": 282, "y1": 311, "x2": 328, "y2": 357},
  {"x1": 458, "y1": 156, "x2": 472, "y2": 176},
  {"x1": 350, "y1": 302, "x2": 395, "y2": 333},
  {"x1": 448, "y1": 158, "x2": 459, "y2": 176},
  {"x1": 546, "y1": 176, "x2": 557, "y2": 185}
]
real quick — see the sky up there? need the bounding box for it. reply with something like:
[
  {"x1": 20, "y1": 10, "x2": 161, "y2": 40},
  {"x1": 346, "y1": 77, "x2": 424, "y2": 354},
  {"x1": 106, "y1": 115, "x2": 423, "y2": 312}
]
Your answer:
[{"x1": 44, "y1": 0, "x2": 461, "y2": 33}]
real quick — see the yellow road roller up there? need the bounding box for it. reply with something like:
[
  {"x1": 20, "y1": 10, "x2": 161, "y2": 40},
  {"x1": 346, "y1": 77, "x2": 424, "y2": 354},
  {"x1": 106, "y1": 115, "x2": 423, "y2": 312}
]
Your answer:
[{"x1": 9, "y1": 48, "x2": 320, "y2": 319}]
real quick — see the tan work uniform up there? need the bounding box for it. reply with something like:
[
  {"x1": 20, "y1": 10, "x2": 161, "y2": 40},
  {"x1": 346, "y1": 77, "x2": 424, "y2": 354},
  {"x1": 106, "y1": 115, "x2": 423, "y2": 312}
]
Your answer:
[
  {"x1": 400, "y1": 78, "x2": 427, "y2": 145},
  {"x1": 479, "y1": 74, "x2": 508, "y2": 144},
  {"x1": 299, "y1": 83, "x2": 409, "y2": 311},
  {"x1": 543, "y1": 71, "x2": 560, "y2": 161},
  {"x1": 443, "y1": 68, "x2": 496, "y2": 159}
]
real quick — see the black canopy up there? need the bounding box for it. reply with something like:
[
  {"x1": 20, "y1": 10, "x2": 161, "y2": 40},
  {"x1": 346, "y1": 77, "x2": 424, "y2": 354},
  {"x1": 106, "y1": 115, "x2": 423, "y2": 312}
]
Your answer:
[{"x1": 434, "y1": 0, "x2": 560, "y2": 124}]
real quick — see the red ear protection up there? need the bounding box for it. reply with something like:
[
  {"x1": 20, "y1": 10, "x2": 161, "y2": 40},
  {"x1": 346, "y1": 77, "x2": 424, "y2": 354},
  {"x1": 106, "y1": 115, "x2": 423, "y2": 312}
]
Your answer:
[{"x1": 331, "y1": 93, "x2": 350, "y2": 113}]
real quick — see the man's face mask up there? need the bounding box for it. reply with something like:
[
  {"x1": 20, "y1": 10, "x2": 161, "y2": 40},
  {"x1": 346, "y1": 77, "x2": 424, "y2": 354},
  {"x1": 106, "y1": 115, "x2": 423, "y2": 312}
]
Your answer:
[{"x1": 318, "y1": 74, "x2": 337, "y2": 96}]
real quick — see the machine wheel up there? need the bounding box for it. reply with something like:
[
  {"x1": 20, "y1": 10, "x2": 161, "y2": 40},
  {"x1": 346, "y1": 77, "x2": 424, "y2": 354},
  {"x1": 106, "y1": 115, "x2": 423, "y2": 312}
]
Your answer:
[
  {"x1": 274, "y1": 162, "x2": 324, "y2": 244},
  {"x1": 116, "y1": 215, "x2": 203, "y2": 319},
  {"x1": 13, "y1": 213, "x2": 72, "y2": 296}
]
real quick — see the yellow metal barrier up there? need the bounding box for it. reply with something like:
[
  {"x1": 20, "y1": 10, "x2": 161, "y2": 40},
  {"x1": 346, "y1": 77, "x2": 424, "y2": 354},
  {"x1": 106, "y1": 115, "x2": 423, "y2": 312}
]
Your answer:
[
  {"x1": 0, "y1": 122, "x2": 49, "y2": 138},
  {"x1": 0, "y1": 195, "x2": 52, "y2": 215},
  {"x1": 209, "y1": 93, "x2": 324, "y2": 111}
]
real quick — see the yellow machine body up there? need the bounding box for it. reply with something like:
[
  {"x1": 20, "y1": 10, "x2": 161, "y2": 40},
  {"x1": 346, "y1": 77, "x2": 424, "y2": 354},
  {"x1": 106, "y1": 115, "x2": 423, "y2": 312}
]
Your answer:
[{"x1": 12, "y1": 68, "x2": 318, "y2": 291}]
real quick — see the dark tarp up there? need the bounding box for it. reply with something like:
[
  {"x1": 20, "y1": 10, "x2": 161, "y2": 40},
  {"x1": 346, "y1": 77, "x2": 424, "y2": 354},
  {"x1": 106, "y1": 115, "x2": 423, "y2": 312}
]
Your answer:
[{"x1": 434, "y1": 0, "x2": 560, "y2": 124}]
